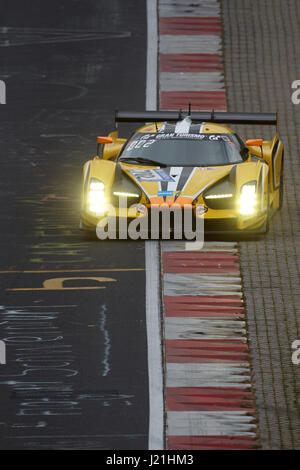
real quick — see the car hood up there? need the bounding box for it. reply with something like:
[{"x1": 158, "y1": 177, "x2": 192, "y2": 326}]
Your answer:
[{"x1": 120, "y1": 163, "x2": 235, "y2": 205}]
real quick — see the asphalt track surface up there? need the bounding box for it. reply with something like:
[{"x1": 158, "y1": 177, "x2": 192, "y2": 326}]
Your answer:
[{"x1": 0, "y1": 0, "x2": 149, "y2": 450}]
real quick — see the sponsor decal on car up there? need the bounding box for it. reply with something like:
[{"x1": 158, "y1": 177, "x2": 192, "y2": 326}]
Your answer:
[
  {"x1": 128, "y1": 168, "x2": 175, "y2": 182},
  {"x1": 157, "y1": 190, "x2": 174, "y2": 197}
]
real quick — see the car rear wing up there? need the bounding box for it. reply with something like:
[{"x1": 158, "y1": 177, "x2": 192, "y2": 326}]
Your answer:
[{"x1": 115, "y1": 110, "x2": 278, "y2": 126}]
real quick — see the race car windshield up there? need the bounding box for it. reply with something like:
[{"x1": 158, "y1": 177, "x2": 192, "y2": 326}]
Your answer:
[{"x1": 119, "y1": 133, "x2": 245, "y2": 166}]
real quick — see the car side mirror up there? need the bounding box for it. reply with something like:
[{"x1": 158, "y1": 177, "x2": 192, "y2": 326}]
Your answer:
[
  {"x1": 246, "y1": 139, "x2": 263, "y2": 147},
  {"x1": 245, "y1": 138, "x2": 264, "y2": 159},
  {"x1": 97, "y1": 136, "x2": 113, "y2": 158}
]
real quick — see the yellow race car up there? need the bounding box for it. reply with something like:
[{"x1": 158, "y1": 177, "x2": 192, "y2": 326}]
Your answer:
[{"x1": 80, "y1": 111, "x2": 284, "y2": 237}]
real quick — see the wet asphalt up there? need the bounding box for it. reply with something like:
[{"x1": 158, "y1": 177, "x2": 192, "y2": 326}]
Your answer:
[{"x1": 0, "y1": 0, "x2": 149, "y2": 450}]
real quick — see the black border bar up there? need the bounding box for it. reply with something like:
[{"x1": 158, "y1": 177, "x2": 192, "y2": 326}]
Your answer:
[{"x1": 115, "y1": 110, "x2": 277, "y2": 125}]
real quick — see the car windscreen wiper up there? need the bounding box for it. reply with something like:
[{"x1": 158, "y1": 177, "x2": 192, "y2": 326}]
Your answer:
[{"x1": 118, "y1": 157, "x2": 167, "y2": 167}]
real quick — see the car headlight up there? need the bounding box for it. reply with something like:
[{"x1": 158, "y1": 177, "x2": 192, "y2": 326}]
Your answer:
[
  {"x1": 88, "y1": 178, "x2": 106, "y2": 214},
  {"x1": 203, "y1": 177, "x2": 235, "y2": 210},
  {"x1": 113, "y1": 191, "x2": 140, "y2": 198},
  {"x1": 205, "y1": 193, "x2": 233, "y2": 199},
  {"x1": 239, "y1": 182, "x2": 257, "y2": 215}
]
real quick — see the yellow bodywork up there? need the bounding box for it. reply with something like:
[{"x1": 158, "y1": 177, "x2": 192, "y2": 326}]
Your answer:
[{"x1": 80, "y1": 122, "x2": 284, "y2": 233}]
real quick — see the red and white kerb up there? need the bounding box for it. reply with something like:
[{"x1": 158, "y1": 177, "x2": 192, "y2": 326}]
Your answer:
[
  {"x1": 158, "y1": 0, "x2": 227, "y2": 111},
  {"x1": 161, "y1": 241, "x2": 259, "y2": 449}
]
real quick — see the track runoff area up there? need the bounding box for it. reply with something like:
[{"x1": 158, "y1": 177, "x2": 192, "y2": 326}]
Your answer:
[{"x1": 145, "y1": 0, "x2": 260, "y2": 450}]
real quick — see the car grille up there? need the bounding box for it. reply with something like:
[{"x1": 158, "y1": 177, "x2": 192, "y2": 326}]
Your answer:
[
  {"x1": 204, "y1": 218, "x2": 237, "y2": 231},
  {"x1": 110, "y1": 194, "x2": 142, "y2": 209}
]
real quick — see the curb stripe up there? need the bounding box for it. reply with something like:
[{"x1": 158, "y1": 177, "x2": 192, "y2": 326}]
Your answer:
[
  {"x1": 160, "y1": 71, "x2": 225, "y2": 92},
  {"x1": 160, "y1": 91, "x2": 227, "y2": 111},
  {"x1": 159, "y1": 0, "x2": 220, "y2": 17},
  {"x1": 165, "y1": 316, "x2": 246, "y2": 340},
  {"x1": 164, "y1": 295, "x2": 244, "y2": 318},
  {"x1": 167, "y1": 411, "x2": 257, "y2": 436},
  {"x1": 159, "y1": 35, "x2": 222, "y2": 54},
  {"x1": 167, "y1": 435, "x2": 258, "y2": 450},
  {"x1": 166, "y1": 363, "x2": 252, "y2": 388},
  {"x1": 162, "y1": 241, "x2": 238, "y2": 252},
  {"x1": 160, "y1": 53, "x2": 223, "y2": 73},
  {"x1": 165, "y1": 339, "x2": 250, "y2": 364},
  {"x1": 163, "y1": 252, "x2": 240, "y2": 274},
  {"x1": 159, "y1": 17, "x2": 222, "y2": 35},
  {"x1": 166, "y1": 387, "x2": 254, "y2": 411},
  {"x1": 164, "y1": 272, "x2": 243, "y2": 297}
]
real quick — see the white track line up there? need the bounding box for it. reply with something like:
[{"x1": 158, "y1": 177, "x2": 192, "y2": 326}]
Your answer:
[
  {"x1": 146, "y1": 0, "x2": 158, "y2": 112},
  {"x1": 145, "y1": 241, "x2": 164, "y2": 449},
  {"x1": 146, "y1": 0, "x2": 164, "y2": 451}
]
